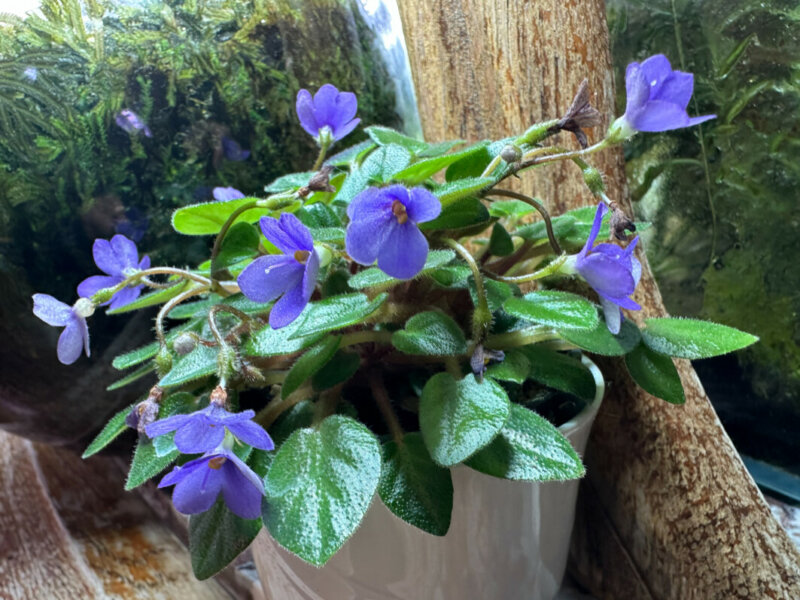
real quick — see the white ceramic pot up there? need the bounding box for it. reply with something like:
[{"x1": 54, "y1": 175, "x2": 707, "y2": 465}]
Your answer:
[{"x1": 253, "y1": 358, "x2": 604, "y2": 600}]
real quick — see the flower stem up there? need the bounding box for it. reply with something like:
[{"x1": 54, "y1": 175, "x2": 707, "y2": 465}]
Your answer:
[
  {"x1": 480, "y1": 155, "x2": 502, "y2": 178},
  {"x1": 209, "y1": 201, "x2": 259, "y2": 278},
  {"x1": 485, "y1": 326, "x2": 559, "y2": 350},
  {"x1": 155, "y1": 285, "x2": 209, "y2": 347},
  {"x1": 484, "y1": 253, "x2": 568, "y2": 284},
  {"x1": 340, "y1": 329, "x2": 393, "y2": 349},
  {"x1": 368, "y1": 369, "x2": 404, "y2": 444},
  {"x1": 444, "y1": 238, "x2": 491, "y2": 342},
  {"x1": 313, "y1": 139, "x2": 331, "y2": 171},
  {"x1": 519, "y1": 138, "x2": 609, "y2": 168},
  {"x1": 488, "y1": 189, "x2": 562, "y2": 255},
  {"x1": 139, "y1": 267, "x2": 212, "y2": 287}
]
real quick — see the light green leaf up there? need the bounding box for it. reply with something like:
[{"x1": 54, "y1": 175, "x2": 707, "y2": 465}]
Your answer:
[
  {"x1": 466, "y1": 404, "x2": 584, "y2": 481},
  {"x1": 215, "y1": 221, "x2": 260, "y2": 269},
  {"x1": 326, "y1": 140, "x2": 376, "y2": 166},
  {"x1": 125, "y1": 438, "x2": 179, "y2": 490},
  {"x1": 189, "y1": 499, "x2": 262, "y2": 580},
  {"x1": 172, "y1": 197, "x2": 271, "y2": 236},
  {"x1": 485, "y1": 349, "x2": 530, "y2": 383},
  {"x1": 289, "y1": 293, "x2": 387, "y2": 339},
  {"x1": 159, "y1": 344, "x2": 218, "y2": 387},
  {"x1": 282, "y1": 336, "x2": 341, "y2": 399},
  {"x1": 558, "y1": 318, "x2": 641, "y2": 356},
  {"x1": 263, "y1": 415, "x2": 381, "y2": 566},
  {"x1": 365, "y1": 126, "x2": 427, "y2": 153},
  {"x1": 264, "y1": 171, "x2": 314, "y2": 193},
  {"x1": 625, "y1": 343, "x2": 685, "y2": 404},
  {"x1": 347, "y1": 250, "x2": 454, "y2": 290},
  {"x1": 244, "y1": 320, "x2": 326, "y2": 358},
  {"x1": 379, "y1": 433, "x2": 453, "y2": 536},
  {"x1": 392, "y1": 311, "x2": 467, "y2": 356},
  {"x1": 488, "y1": 199, "x2": 537, "y2": 219},
  {"x1": 503, "y1": 291, "x2": 599, "y2": 330},
  {"x1": 83, "y1": 403, "x2": 134, "y2": 458},
  {"x1": 419, "y1": 373, "x2": 510, "y2": 466},
  {"x1": 107, "y1": 280, "x2": 193, "y2": 315},
  {"x1": 641, "y1": 318, "x2": 759, "y2": 359},
  {"x1": 519, "y1": 346, "x2": 595, "y2": 401},
  {"x1": 432, "y1": 177, "x2": 493, "y2": 206},
  {"x1": 445, "y1": 144, "x2": 492, "y2": 181},
  {"x1": 106, "y1": 362, "x2": 155, "y2": 391},
  {"x1": 427, "y1": 265, "x2": 472, "y2": 288},
  {"x1": 391, "y1": 144, "x2": 489, "y2": 185}
]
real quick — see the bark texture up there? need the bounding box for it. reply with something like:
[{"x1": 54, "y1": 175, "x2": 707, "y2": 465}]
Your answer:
[{"x1": 397, "y1": 2, "x2": 800, "y2": 598}]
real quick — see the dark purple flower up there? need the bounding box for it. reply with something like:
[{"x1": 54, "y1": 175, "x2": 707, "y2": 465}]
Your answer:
[
  {"x1": 612, "y1": 55, "x2": 714, "y2": 138},
  {"x1": 115, "y1": 109, "x2": 152, "y2": 138},
  {"x1": 158, "y1": 448, "x2": 265, "y2": 519},
  {"x1": 571, "y1": 203, "x2": 641, "y2": 334},
  {"x1": 213, "y1": 186, "x2": 245, "y2": 202},
  {"x1": 345, "y1": 185, "x2": 441, "y2": 280},
  {"x1": 221, "y1": 136, "x2": 250, "y2": 161},
  {"x1": 146, "y1": 404, "x2": 274, "y2": 454},
  {"x1": 237, "y1": 213, "x2": 320, "y2": 329},
  {"x1": 296, "y1": 84, "x2": 360, "y2": 144},
  {"x1": 32, "y1": 294, "x2": 92, "y2": 365},
  {"x1": 77, "y1": 234, "x2": 150, "y2": 310},
  {"x1": 115, "y1": 207, "x2": 149, "y2": 243}
]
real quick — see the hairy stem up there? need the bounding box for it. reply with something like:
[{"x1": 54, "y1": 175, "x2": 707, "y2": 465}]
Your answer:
[
  {"x1": 444, "y1": 238, "x2": 491, "y2": 342},
  {"x1": 488, "y1": 189, "x2": 562, "y2": 255},
  {"x1": 368, "y1": 370, "x2": 404, "y2": 443}
]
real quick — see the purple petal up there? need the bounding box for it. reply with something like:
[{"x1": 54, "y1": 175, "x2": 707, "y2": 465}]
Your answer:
[
  {"x1": 687, "y1": 114, "x2": 716, "y2": 127},
  {"x1": 110, "y1": 235, "x2": 138, "y2": 269},
  {"x1": 32, "y1": 293, "x2": 72, "y2": 326},
  {"x1": 221, "y1": 462, "x2": 264, "y2": 519},
  {"x1": 331, "y1": 117, "x2": 361, "y2": 142},
  {"x1": 213, "y1": 187, "x2": 245, "y2": 202},
  {"x1": 108, "y1": 285, "x2": 142, "y2": 311},
  {"x1": 302, "y1": 250, "x2": 320, "y2": 302},
  {"x1": 624, "y1": 62, "x2": 650, "y2": 116},
  {"x1": 577, "y1": 253, "x2": 635, "y2": 299},
  {"x1": 631, "y1": 100, "x2": 690, "y2": 132},
  {"x1": 206, "y1": 406, "x2": 256, "y2": 423},
  {"x1": 378, "y1": 222, "x2": 429, "y2": 280},
  {"x1": 640, "y1": 54, "x2": 673, "y2": 98},
  {"x1": 578, "y1": 203, "x2": 608, "y2": 260},
  {"x1": 599, "y1": 293, "x2": 641, "y2": 311},
  {"x1": 238, "y1": 255, "x2": 304, "y2": 304},
  {"x1": 330, "y1": 90, "x2": 358, "y2": 129},
  {"x1": 146, "y1": 413, "x2": 193, "y2": 438},
  {"x1": 77, "y1": 275, "x2": 121, "y2": 301},
  {"x1": 268, "y1": 280, "x2": 308, "y2": 329},
  {"x1": 259, "y1": 213, "x2": 313, "y2": 254},
  {"x1": 632, "y1": 255, "x2": 642, "y2": 287},
  {"x1": 158, "y1": 455, "x2": 210, "y2": 488},
  {"x1": 226, "y1": 452, "x2": 267, "y2": 492},
  {"x1": 600, "y1": 298, "x2": 622, "y2": 335},
  {"x1": 346, "y1": 218, "x2": 392, "y2": 266},
  {"x1": 225, "y1": 420, "x2": 275, "y2": 451},
  {"x1": 92, "y1": 238, "x2": 124, "y2": 276},
  {"x1": 312, "y1": 84, "x2": 341, "y2": 129},
  {"x1": 654, "y1": 71, "x2": 693, "y2": 109},
  {"x1": 347, "y1": 186, "x2": 393, "y2": 221},
  {"x1": 139, "y1": 255, "x2": 151, "y2": 270},
  {"x1": 171, "y1": 460, "x2": 224, "y2": 515},
  {"x1": 173, "y1": 417, "x2": 227, "y2": 454},
  {"x1": 57, "y1": 317, "x2": 84, "y2": 365},
  {"x1": 405, "y1": 187, "x2": 442, "y2": 224},
  {"x1": 296, "y1": 89, "x2": 319, "y2": 137}
]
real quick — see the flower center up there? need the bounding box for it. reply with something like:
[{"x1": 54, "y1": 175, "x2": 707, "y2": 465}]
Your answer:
[
  {"x1": 72, "y1": 297, "x2": 95, "y2": 318},
  {"x1": 293, "y1": 250, "x2": 311, "y2": 264},
  {"x1": 391, "y1": 200, "x2": 408, "y2": 225},
  {"x1": 208, "y1": 456, "x2": 227, "y2": 470}
]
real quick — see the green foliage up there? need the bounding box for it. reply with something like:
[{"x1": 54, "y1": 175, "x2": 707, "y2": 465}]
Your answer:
[
  {"x1": 625, "y1": 343, "x2": 685, "y2": 404},
  {"x1": 282, "y1": 335, "x2": 341, "y2": 399},
  {"x1": 125, "y1": 437, "x2": 179, "y2": 490},
  {"x1": 640, "y1": 317, "x2": 758, "y2": 359},
  {"x1": 504, "y1": 291, "x2": 599, "y2": 331},
  {"x1": 392, "y1": 311, "x2": 468, "y2": 356},
  {"x1": 520, "y1": 346, "x2": 596, "y2": 402},
  {"x1": 83, "y1": 402, "x2": 134, "y2": 458}
]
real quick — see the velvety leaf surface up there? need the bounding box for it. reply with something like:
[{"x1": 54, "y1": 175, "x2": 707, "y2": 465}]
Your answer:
[
  {"x1": 626, "y1": 342, "x2": 686, "y2": 404},
  {"x1": 641, "y1": 317, "x2": 759, "y2": 359},
  {"x1": 290, "y1": 293, "x2": 387, "y2": 339},
  {"x1": 558, "y1": 318, "x2": 641, "y2": 356},
  {"x1": 347, "y1": 250, "x2": 454, "y2": 290},
  {"x1": 504, "y1": 291, "x2": 599, "y2": 330},
  {"x1": 282, "y1": 336, "x2": 341, "y2": 399},
  {"x1": 159, "y1": 344, "x2": 218, "y2": 387},
  {"x1": 172, "y1": 197, "x2": 271, "y2": 236},
  {"x1": 83, "y1": 403, "x2": 135, "y2": 458},
  {"x1": 125, "y1": 438, "x2": 179, "y2": 490},
  {"x1": 519, "y1": 346, "x2": 596, "y2": 401},
  {"x1": 485, "y1": 349, "x2": 530, "y2": 383},
  {"x1": 392, "y1": 311, "x2": 467, "y2": 356}
]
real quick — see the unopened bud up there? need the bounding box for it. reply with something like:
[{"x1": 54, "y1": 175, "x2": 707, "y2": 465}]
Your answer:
[
  {"x1": 240, "y1": 361, "x2": 265, "y2": 384},
  {"x1": 209, "y1": 385, "x2": 228, "y2": 408},
  {"x1": 298, "y1": 165, "x2": 336, "y2": 198},
  {"x1": 581, "y1": 164, "x2": 605, "y2": 195},
  {"x1": 73, "y1": 297, "x2": 95, "y2": 318},
  {"x1": 154, "y1": 346, "x2": 173, "y2": 378},
  {"x1": 216, "y1": 344, "x2": 238, "y2": 381},
  {"x1": 470, "y1": 344, "x2": 505, "y2": 382},
  {"x1": 126, "y1": 386, "x2": 163, "y2": 436},
  {"x1": 172, "y1": 332, "x2": 197, "y2": 356},
  {"x1": 608, "y1": 201, "x2": 636, "y2": 241},
  {"x1": 500, "y1": 144, "x2": 522, "y2": 163}
]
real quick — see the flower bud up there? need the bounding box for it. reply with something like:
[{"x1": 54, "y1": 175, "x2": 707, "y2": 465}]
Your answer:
[
  {"x1": 154, "y1": 346, "x2": 173, "y2": 378},
  {"x1": 581, "y1": 164, "x2": 605, "y2": 196},
  {"x1": 172, "y1": 332, "x2": 197, "y2": 356},
  {"x1": 500, "y1": 144, "x2": 522, "y2": 163},
  {"x1": 216, "y1": 344, "x2": 239, "y2": 382},
  {"x1": 209, "y1": 385, "x2": 228, "y2": 408}
]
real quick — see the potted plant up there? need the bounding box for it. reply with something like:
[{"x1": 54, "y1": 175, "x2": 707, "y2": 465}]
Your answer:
[{"x1": 35, "y1": 55, "x2": 757, "y2": 597}]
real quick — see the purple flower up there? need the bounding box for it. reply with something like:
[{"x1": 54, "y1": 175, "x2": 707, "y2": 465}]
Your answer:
[
  {"x1": 221, "y1": 136, "x2": 250, "y2": 161},
  {"x1": 345, "y1": 185, "x2": 441, "y2": 280},
  {"x1": 572, "y1": 203, "x2": 641, "y2": 334},
  {"x1": 115, "y1": 207, "x2": 149, "y2": 243},
  {"x1": 237, "y1": 213, "x2": 320, "y2": 329},
  {"x1": 213, "y1": 186, "x2": 245, "y2": 202},
  {"x1": 115, "y1": 109, "x2": 152, "y2": 138},
  {"x1": 77, "y1": 234, "x2": 150, "y2": 310},
  {"x1": 146, "y1": 404, "x2": 274, "y2": 454},
  {"x1": 158, "y1": 448, "x2": 265, "y2": 519},
  {"x1": 612, "y1": 55, "x2": 714, "y2": 138},
  {"x1": 23, "y1": 67, "x2": 37, "y2": 81},
  {"x1": 296, "y1": 84, "x2": 360, "y2": 144},
  {"x1": 32, "y1": 295, "x2": 92, "y2": 365}
]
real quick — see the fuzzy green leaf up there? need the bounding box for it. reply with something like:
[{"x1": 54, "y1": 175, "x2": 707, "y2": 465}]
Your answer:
[
  {"x1": 641, "y1": 318, "x2": 759, "y2": 359},
  {"x1": 264, "y1": 171, "x2": 314, "y2": 193},
  {"x1": 488, "y1": 223, "x2": 514, "y2": 256},
  {"x1": 82, "y1": 403, "x2": 134, "y2": 458},
  {"x1": 557, "y1": 318, "x2": 641, "y2": 356},
  {"x1": 125, "y1": 438, "x2": 179, "y2": 490},
  {"x1": 106, "y1": 362, "x2": 155, "y2": 391},
  {"x1": 485, "y1": 349, "x2": 530, "y2": 383},
  {"x1": 312, "y1": 350, "x2": 361, "y2": 391},
  {"x1": 503, "y1": 291, "x2": 599, "y2": 330},
  {"x1": 488, "y1": 199, "x2": 537, "y2": 219},
  {"x1": 282, "y1": 336, "x2": 341, "y2": 399},
  {"x1": 432, "y1": 177, "x2": 493, "y2": 206},
  {"x1": 347, "y1": 250, "x2": 454, "y2": 290},
  {"x1": 290, "y1": 293, "x2": 387, "y2": 339},
  {"x1": 419, "y1": 373, "x2": 510, "y2": 466},
  {"x1": 391, "y1": 144, "x2": 489, "y2": 185},
  {"x1": 365, "y1": 126, "x2": 428, "y2": 153},
  {"x1": 263, "y1": 415, "x2": 381, "y2": 567},
  {"x1": 625, "y1": 343, "x2": 685, "y2": 404},
  {"x1": 421, "y1": 196, "x2": 490, "y2": 231},
  {"x1": 519, "y1": 346, "x2": 596, "y2": 401},
  {"x1": 244, "y1": 320, "x2": 326, "y2": 358},
  {"x1": 392, "y1": 311, "x2": 467, "y2": 356},
  {"x1": 107, "y1": 280, "x2": 194, "y2": 315},
  {"x1": 159, "y1": 344, "x2": 218, "y2": 387},
  {"x1": 172, "y1": 197, "x2": 270, "y2": 236}
]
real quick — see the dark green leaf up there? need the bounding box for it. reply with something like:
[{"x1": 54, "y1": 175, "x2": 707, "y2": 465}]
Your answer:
[
  {"x1": 264, "y1": 171, "x2": 314, "y2": 193},
  {"x1": 625, "y1": 343, "x2": 685, "y2": 404},
  {"x1": 106, "y1": 362, "x2": 155, "y2": 392},
  {"x1": 641, "y1": 318, "x2": 758, "y2": 359},
  {"x1": 290, "y1": 293, "x2": 388, "y2": 339},
  {"x1": 419, "y1": 373, "x2": 510, "y2": 466},
  {"x1": 558, "y1": 318, "x2": 641, "y2": 356},
  {"x1": 392, "y1": 311, "x2": 467, "y2": 356},
  {"x1": 503, "y1": 291, "x2": 599, "y2": 330},
  {"x1": 312, "y1": 350, "x2": 361, "y2": 391},
  {"x1": 282, "y1": 336, "x2": 341, "y2": 399},
  {"x1": 244, "y1": 319, "x2": 326, "y2": 358},
  {"x1": 466, "y1": 404, "x2": 584, "y2": 481},
  {"x1": 172, "y1": 197, "x2": 270, "y2": 236},
  {"x1": 296, "y1": 203, "x2": 342, "y2": 228},
  {"x1": 111, "y1": 319, "x2": 203, "y2": 370},
  {"x1": 263, "y1": 415, "x2": 381, "y2": 566},
  {"x1": 488, "y1": 223, "x2": 514, "y2": 256},
  {"x1": 326, "y1": 140, "x2": 376, "y2": 166},
  {"x1": 215, "y1": 222, "x2": 260, "y2": 268},
  {"x1": 485, "y1": 349, "x2": 530, "y2": 383},
  {"x1": 519, "y1": 346, "x2": 595, "y2": 401},
  {"x1": 379, "y1": 433, "x2": 453, "y2": 536},
  {"x1": 421, "y1": 196, "x2": 490, "y2": 231},
  {"x1": 125, "y1": 438, "x2": 179, "y2": 490},
  {"x1": 469, "y1": 277, "x2": 513, "y2": 312},
  {"x1": 432, "y1": 177, "x2": 493, "y2": 206},
  {"x1": 347, "y1": 250, "x2": 454, "y2": 290},
  {"x1": 515, "y1": 215, "x2": 577, "y2": 242},
  {"x1": 159, "y1": 344, "x2": 218, "y2": 387},
  {"x1": 427, "y1": 265, "x2": 472, "y2": 288},
  {"x1": 83, "y1": 403, "x2": 134, "y2": 458},
  {"x1": 189, "y1": 499, "x2": 262, "y2": 580},
  {"x1": 391, "y1": 144, "x2": 489, "y2": 185},
  {"x1": 445, "y1": 144, "x2": 492, "y2": 181}
]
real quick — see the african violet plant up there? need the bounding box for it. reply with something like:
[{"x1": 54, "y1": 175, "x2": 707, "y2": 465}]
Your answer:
[{"x1": 34, "y1": 55, "x2": 758, "y2": 579}]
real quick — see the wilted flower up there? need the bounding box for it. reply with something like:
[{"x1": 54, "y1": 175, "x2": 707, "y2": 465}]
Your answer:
[
  {"x1": 569, "y1": 203, "x2": 641, "y2": 334},
  {"x1": 77, "y1": 234, "x2": 150, "y2": 310},
  {"x1": 296, "y1": 84, "x2": 360, "y2": 145},
  {"x1": 158, "y1": 448, "x2": 265, "y2": 519},
  {"x1": 221, "y1": 136, "x2": 250, "y2": 161},
  {"x1": 237, "y1": 213, "x2": 320, "y2": 329},
  {"x1": 345, "y1": 185, "x2": 441, "y2": 280},
  {"x1": 126, "y1": 386, "x2": 163, "y2": 436},
  {"x1": 609, "y1": 55, "x2": 714, "y2": 140},
  {"x1": 556, "y1": 78, "x2": 602, "y2": 148},
  {"x1": 213, "y1": 186, "x2": 245, "y2": 202},
  {"x1": 32, "y1": 295, "x2": 93, "y2": 365},
  {"x1": 115, "y1": 109, "x2": 152, "y2": 138},
  {"x1": 146, "y1": 404, "x2": 274, "y2": 454}
]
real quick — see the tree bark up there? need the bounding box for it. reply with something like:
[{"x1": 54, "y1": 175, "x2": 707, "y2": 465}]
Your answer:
[{"x1": 397, "y1": 2, "x2": 800, "y2": 598}]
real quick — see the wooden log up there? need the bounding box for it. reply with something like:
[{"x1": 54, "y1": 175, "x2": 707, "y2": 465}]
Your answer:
[{"x1": 397, "y1": 2, "x2": 800, "y2": 598}]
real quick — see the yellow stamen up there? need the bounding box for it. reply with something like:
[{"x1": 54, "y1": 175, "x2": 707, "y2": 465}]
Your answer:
[
  {"x1": 294, "y1": 249, "x2": 311, "y2": 264},
  {"x1": 208, "y1": 456, "x2": 227, "y2": 470},
  {"x1": 391, "y1": 200, "x2": 408, "y2": 225}
]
